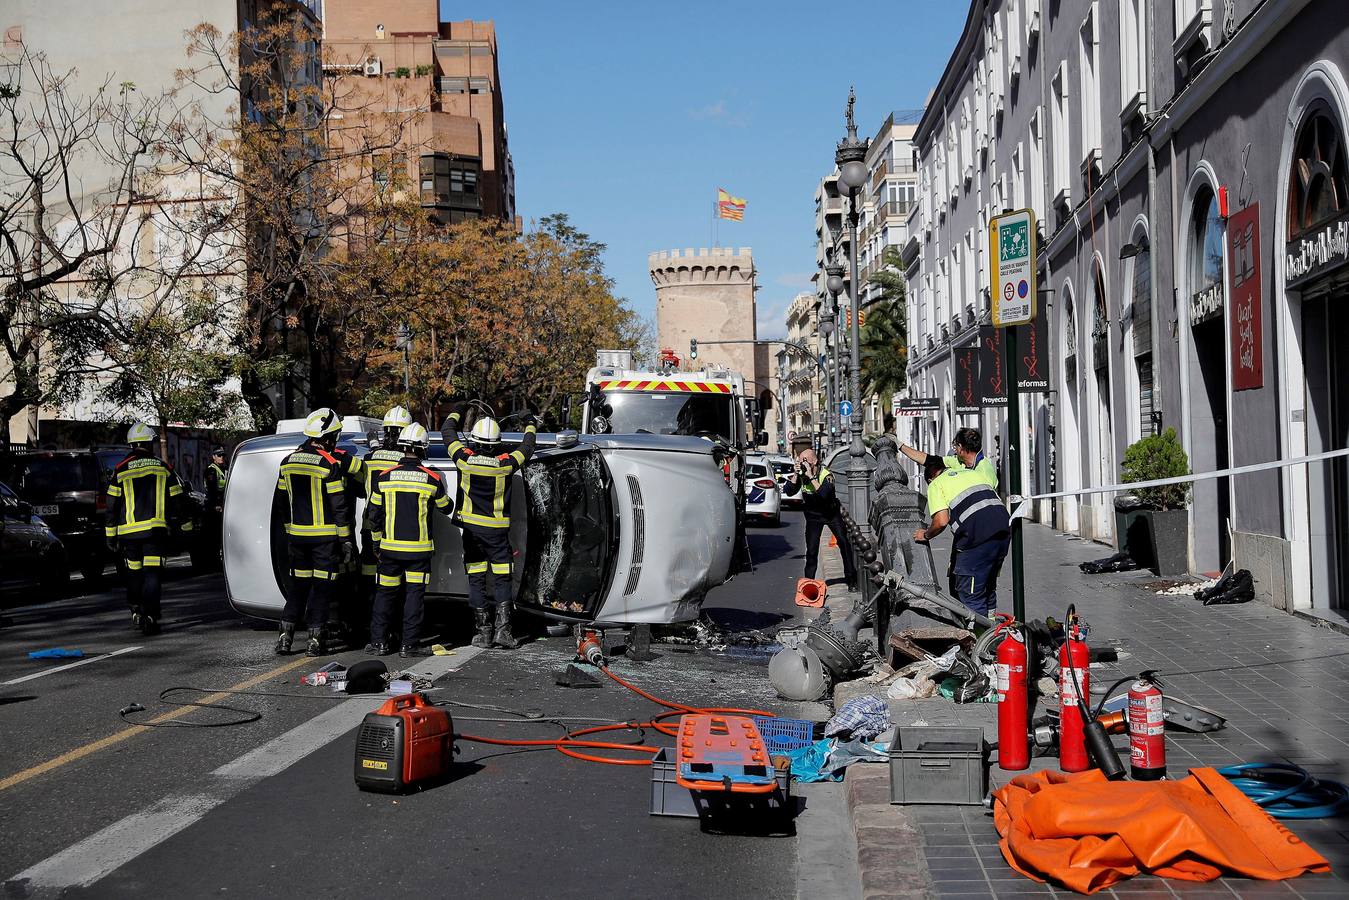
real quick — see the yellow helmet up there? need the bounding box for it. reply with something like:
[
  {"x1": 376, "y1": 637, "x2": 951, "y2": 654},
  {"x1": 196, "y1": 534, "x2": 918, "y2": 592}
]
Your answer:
[
  {"x1": 127, "y1": 422, "x2": 156, "y2": 444},
  {"x1": 469, "y1": 417, "x2": 501, "y2": 444},
  {"x1": 397, "y1": 422, "x2": 429, "y2": 449},
  {"x1": 383, "y1": 406, "x2": 412, "y2": 429},
  {"x1": 303, "y1": 408, "x2": 343, "y2": 439}
]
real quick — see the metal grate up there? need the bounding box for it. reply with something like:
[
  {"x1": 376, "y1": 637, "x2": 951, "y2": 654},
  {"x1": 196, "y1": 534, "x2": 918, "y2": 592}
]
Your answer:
[
  {"x1": 625, "y1": 475, "x2": 645, "y2": 596},
  {"x1": 356, "y1": 723, "x2": 395, "y2": 760}
]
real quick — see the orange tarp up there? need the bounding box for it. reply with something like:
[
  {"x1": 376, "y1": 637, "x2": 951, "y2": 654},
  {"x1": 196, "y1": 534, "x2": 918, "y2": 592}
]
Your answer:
[{"x1": 991, "y1": 767, "x2": 1330, "y2": 895}]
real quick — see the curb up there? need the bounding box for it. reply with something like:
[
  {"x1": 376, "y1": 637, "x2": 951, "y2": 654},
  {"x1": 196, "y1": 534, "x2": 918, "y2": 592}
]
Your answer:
[{"x1": 845, "y1": 764, "x2": 934, "y2": 899}]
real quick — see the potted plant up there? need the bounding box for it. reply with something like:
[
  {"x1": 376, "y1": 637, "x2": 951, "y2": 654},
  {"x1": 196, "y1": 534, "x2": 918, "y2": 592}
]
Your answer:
[
  {"x1": 1120, "y1": 428, "x2": 1191, "y2": 576},
  {"x1": 395, "y1": 66, "x2": 411, "y2": 78},
  {"x1": 415, "y1": 64, "x2": 433, "y2": 77}
]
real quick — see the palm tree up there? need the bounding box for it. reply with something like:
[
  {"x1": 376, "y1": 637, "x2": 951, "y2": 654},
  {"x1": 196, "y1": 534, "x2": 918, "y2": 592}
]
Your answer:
[{"x1": 861, "y1": 246, "x2": 908, "y2": 405}]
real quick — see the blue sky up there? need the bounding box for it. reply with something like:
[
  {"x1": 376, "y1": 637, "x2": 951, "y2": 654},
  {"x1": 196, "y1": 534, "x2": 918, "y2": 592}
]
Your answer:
[{"x1": 441, "y1": 1, "x2": 969, "y2": 339}]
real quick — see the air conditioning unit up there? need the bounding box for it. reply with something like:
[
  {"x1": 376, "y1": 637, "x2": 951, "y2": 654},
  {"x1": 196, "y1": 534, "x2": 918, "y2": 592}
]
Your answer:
[{"x1": 364, "y1": 57, "x2": 383, "y2": 77}]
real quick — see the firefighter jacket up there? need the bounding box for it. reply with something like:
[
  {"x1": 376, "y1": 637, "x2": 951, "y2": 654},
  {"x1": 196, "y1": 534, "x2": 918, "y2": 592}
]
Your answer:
[
  {"x1": 275, "y1": 440, "x2": 353, "y2": 542},
  {"x1": 360, "y1": 447, "x2": 405, "y2": 531},
  {"x1": 367, "y1": 456, "x2": 453, "y2": 557},
  {"x1": 445, "y1": 411, "x2": 536, "y2": 529},
  {"x1": 330, "y1": 446, "x2": 366, "y2": 500},
  {"x1": 206, "y1": 462, "x2": 228, "y2": 511},
  {"x1": 105, "y1": 448, "x2": 191, "y2": 539}
]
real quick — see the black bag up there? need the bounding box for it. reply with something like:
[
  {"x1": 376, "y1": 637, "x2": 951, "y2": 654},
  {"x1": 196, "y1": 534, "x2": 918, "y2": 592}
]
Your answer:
[{"x1": 1196, "y1": 569, "x2": 1255, "y2": 606}]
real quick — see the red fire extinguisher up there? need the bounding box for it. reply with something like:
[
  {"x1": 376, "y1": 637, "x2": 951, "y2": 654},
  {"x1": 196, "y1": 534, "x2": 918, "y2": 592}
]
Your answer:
[
  {"x1": 996, "y1": 616, "x2": 1029, "y2": 771},
  {"x1": 1128, "y1": 671, "x2": 1167, "y2": 780},
  {"x1": 1058, "y1": 612, "x2": 1090, "y2": 773}
]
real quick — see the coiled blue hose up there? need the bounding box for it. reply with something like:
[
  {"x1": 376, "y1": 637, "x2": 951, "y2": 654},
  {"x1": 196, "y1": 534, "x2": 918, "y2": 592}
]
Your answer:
[{"x1": 1217, "y1": 762, "x2": 1349, "y2": 819}]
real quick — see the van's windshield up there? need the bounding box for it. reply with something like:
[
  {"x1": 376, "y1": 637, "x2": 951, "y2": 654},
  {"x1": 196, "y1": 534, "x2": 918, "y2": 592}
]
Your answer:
[
  {"x1": 590, "y1": 391, "x2": 737, "y2": 445},
  {"x1": 518, "y1": 449, "x2": 615, "y2": 619}
]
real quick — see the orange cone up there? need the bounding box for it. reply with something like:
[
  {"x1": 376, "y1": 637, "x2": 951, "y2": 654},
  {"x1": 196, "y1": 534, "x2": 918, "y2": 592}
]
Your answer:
[
  {"x1": 828, "y1": 535, "x2": 838, "y2": 548},
  {"x1": 795, "y1": 578, "x2": 828, "y2": 608}
]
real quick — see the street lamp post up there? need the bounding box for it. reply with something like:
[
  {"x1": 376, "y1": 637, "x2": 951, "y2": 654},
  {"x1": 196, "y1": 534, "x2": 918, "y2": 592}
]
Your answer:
[
  {"x1": 818, "y1": 291, "x2": 837, "y2": 448},
  {"x1": 776, "y1": 348, "x2": 790, "y2": 453},
  {"x1": 835, "y1": 87, "x2": 872, "y2": 533},
  {"x1": 395, "y1": 323, "x2": 412, "y2": 394}
]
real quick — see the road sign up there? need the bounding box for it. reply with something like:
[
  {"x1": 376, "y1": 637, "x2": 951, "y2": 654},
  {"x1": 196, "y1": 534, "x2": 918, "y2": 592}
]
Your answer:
[
  {"x1": 788, "y1": 430, "x2": 797, "y2": 441},
  {"x1": 990, "y1": 208, "x2": 1037, "y2": 327},
  {"x1": 839, "y1": 400, "x2": 853, "y2": 418}
]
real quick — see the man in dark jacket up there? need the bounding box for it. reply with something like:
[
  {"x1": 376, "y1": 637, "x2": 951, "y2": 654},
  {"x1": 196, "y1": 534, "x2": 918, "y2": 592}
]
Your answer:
[{"x1": 781, "y1": 448, "x2": 857, "y2": 590}]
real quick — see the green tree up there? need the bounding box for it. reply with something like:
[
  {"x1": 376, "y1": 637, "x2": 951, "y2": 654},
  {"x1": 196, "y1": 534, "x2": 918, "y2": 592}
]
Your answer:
[{"x1": 860, "y1": 245, "x2": 908, "y2": 405}]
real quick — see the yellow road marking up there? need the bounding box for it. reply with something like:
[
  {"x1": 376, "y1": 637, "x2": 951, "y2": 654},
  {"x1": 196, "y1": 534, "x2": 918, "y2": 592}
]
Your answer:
[{"x1": 0, "y1": 655, "x2": 312, "y2": 793}]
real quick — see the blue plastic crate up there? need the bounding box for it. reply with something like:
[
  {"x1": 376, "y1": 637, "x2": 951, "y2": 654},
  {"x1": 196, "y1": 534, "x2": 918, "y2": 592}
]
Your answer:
[{"x1": 752, "y1": 716, "x2": 815, "y2": 752}]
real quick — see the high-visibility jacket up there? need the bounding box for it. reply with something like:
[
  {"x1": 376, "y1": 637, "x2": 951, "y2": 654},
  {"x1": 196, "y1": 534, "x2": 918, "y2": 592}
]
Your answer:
[
  {"x1": 941, "y1": 452, "x2": 998, "y2": 488},
  {"x1": 361, "y1": 447, "x2": 404, "y2": 530},
  {"x1": 330, "y1": 445, "x2": 366, "y2": 499},
  {"x1": 206, "y1": 462, "x2": 229, "y2": 510},
  {"x1": 275, "y1": 440, "x2": 352, "y2": 541},
  {"x1": 105, "y1": 449, "x2": 190, "y2": 539},
  {"x1": 782, "y1": 465, "x2": 841, "y2": 520},
  {"x1": 926, "y1": 466, "x2": 1010, "y2": 552},
  {"x1": 368, "y1": 456, "x2": 452, "y2": 556},
  {"x1": 445, "y1": 411, "x2": 536, "y2": 529}
]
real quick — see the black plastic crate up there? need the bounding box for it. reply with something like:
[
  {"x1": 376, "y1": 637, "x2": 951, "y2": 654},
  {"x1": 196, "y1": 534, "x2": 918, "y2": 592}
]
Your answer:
[{"x1": 650, "y1": 748, "x2": 792, "y2": 817}]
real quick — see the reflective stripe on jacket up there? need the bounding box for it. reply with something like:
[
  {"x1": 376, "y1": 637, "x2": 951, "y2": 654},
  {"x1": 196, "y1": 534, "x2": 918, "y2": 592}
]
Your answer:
[
  {"x1": 445, "y1": 412, "x2": 536, "y2": 529},
  {"x1": 275, "y1": 441, "x2": 352, "y2": 540},
  {"x1": 368, "y1": 457, "x2": 452, "y2": 555},
  {"x1": 105, "y1": 450, "x2": 183, "y2": 538}
]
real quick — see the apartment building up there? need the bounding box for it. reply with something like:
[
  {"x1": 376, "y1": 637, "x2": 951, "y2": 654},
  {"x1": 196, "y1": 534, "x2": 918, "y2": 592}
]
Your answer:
[
  {"x1": 322, "y1": 1, "x2": 515, "y2": 224},
  {"x1": 905, "y1": 0, "x2": 1349, "y2": 618},
  {"x1": 783, "y1": 292, "x2": 824, "y2": 453}
]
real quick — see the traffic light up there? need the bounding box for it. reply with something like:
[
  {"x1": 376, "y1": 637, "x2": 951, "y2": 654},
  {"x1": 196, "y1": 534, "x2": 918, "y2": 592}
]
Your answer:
[{"x1": 689, "y1": 338, "x2": 698, "y2": 360}]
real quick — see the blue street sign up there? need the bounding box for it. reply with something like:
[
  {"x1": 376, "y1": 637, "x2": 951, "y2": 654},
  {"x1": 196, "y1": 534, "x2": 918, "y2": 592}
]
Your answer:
[{"x1": 839, "y1": 400, "x2": 854, "y2": 418}]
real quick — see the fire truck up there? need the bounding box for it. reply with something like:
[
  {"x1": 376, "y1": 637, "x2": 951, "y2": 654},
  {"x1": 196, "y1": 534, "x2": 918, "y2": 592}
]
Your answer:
[{"x1": 569, "y1": 349, "x2": 765, "y2": 568}]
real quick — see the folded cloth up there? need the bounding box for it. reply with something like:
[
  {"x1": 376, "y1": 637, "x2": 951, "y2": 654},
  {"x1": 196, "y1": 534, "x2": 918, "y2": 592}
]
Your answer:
[
  {"x1": 824, "y1": 695, "x2": 891, "y2": 741},
  {"x1": 992, "y1": 767, "x2": 1330, "y2": 895}
]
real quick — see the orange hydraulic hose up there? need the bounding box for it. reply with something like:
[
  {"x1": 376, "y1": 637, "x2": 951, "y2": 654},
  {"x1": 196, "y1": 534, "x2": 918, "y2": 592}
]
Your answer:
[{"x1": 454, "y1": 664, "x2": 781, "y2": 767}]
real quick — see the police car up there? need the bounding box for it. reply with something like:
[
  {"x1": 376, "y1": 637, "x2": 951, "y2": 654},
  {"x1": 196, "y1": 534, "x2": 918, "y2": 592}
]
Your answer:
[
  {"x1": 222, "y1": 419, "x2": 738, "y2": 626},
  {"x1": 742, "y1": 454, "x2": 781, "y2": 526}
]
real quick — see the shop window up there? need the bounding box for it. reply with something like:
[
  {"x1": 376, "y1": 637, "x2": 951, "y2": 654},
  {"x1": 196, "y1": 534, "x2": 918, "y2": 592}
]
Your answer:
[
  {"x1": 1288, "y1": 109, "x2": 1348, "y2": 240},
  {"x1": 1189, "y1": 187, "x2": 1225, "y2": 325}
]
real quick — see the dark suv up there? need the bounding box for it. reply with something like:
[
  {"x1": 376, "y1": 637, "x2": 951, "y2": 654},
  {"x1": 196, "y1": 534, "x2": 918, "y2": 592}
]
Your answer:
[{"x1": 1, "y1": 448, "x2": 208, "y2": 582}]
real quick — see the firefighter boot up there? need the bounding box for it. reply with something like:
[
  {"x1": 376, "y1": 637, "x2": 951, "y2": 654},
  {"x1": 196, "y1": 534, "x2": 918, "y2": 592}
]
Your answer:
[
  {"x1": 493, "y1": 602, "x2": 520, "y2": 650},
  {"x1": 306, "y1": 625, "x2": 327, "y2": 658},
  {"x1": 471, "y1": 608, "x2": 493, "y2": 648},
  {"x1": 274, "y1": 621, "x2": 296, "y2": 655}
]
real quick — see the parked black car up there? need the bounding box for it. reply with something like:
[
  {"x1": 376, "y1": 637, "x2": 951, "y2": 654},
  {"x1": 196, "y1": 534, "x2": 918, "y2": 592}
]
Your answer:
[
  {"x1": 0, "y1": 447, "x2": 209, "y2": 582},
  {"x1": 0, "y1": 479, "x2": 68, "y2": 599}
]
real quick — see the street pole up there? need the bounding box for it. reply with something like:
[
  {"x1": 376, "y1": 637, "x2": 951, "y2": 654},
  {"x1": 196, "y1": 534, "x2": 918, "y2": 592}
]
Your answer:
[
  {"x1": 777, "y1": 351, "x2": 790, "y2": 452},
  {"x1": 835, "y1": 87, "x2": 872, "y2": 532},
  {"x1": 1005, "y1": 325, "x2": 1026, "y2": 623}
]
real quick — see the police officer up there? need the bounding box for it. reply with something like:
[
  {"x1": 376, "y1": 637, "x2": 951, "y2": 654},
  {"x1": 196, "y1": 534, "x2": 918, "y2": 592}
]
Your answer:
[
  {"x1": 913, "y1": 456, "x2": 1011, "y2": 617},
  {"x1": 781, "y1": 448, "x2": 858, "y2": 590},
  {"x1": 899, "y1": 427, "x2": 997, "y2": 488},
  {"x1": 442, "y1": 404, "x2": 537, "y2": 649},
  {"x1": 105, "y1": 423, "x2": 194, "y2": 635},
  {"x1": 365, "y1": 423, "x2": 452, "y2": 657},
  {"x1": 275, "y1": 408, "x2": 354, "y2": 656},
  {"x1": 204, "y1": 446, "x2": 229, "y2": 566}
]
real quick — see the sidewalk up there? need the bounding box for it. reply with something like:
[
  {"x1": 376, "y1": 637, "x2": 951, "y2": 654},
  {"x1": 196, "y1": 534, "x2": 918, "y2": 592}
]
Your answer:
[{"x1": 835, "y1": 522, "x2": 1349, "y2": 898}]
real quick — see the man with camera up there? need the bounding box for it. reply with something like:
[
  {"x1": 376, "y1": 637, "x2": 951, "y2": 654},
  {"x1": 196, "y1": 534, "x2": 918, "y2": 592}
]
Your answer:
[{"x1": 781, "y1": 448, "x2": 857, "y2": 591}]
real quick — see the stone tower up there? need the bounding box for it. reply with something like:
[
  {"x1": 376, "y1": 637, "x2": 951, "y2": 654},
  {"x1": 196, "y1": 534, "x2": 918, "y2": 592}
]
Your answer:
[{"x1": 650, "y1": 247, "x2": 774, "y2": 443}]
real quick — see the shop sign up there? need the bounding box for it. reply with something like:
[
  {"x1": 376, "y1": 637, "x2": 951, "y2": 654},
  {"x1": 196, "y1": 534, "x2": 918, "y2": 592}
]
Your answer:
[
  {"x1": 1227, "y1": 202, "x2": 1263, "y2": 391},
  {"x1": 954, "y1": 345, "x2": 980, "y2": 415},
  {"x1": 1190, "y1": 282, "x2": 1223, "y2": 326},
  {"x1": 1285, "y1": 210, "x2": 1349, "y2": 289},
  {"x1": 1016, "y1": 311, "x2": 1051, "y2": 392},
  {"x1": 978, "y1": 325, "x2": 1008, "y2": 407},
  {"x1": 896, "y1": 397, "x2": 939, "y2": 416}
]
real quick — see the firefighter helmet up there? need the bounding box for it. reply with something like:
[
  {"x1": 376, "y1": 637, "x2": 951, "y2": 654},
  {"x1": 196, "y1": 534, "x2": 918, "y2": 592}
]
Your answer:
[
  {"x1": 303, "y1": 408, "x2": 343, "y2": 439},
  {"x1": 382, "y1": 406, "x2": 412, "y2": 429},
  {"x1": 127, "y1": 422, "x2": 156, "y2": 444},
  {"x1": 470, "y1": 417, "x2": 502, "y2": 444},
  {"x1": 397, "y1": 422, "x2": 429, "y2": 450}
]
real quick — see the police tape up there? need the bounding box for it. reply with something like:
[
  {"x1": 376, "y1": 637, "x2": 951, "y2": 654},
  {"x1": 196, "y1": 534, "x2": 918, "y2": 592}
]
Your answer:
[{"x1": 1008, "y1": 446, "x2": 1349, "y2": 521}]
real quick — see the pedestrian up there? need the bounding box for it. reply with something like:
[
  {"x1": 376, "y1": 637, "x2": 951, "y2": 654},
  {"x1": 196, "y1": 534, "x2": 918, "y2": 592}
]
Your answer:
[
  {"x1": 781, "y1": 448, "x2": 858, "y2": 590},
  {"x1": 899, "y1": 427, "x2": 997, "y2": 487},
  {"x1": 442, "y1": 403, "x2": 538, "y2": 649},
  {"x1": 355, "y1": 406, "x2": 413, "y2": 643},
  {"x1": 274, "y1": 408, "x2": 354, "y2": 656},
  {"x1": 912, "y1": 456, "x2": 1011, "y2": 617},
  {"x1": 365, "y1": 423, "x2": 452, "y2": 657},
  {"x1": 204, "y1": 446, "x2": 229, "y2": 566},
  {"x1": 105, "y1": 423, "x2": 194, "y2": 635}
]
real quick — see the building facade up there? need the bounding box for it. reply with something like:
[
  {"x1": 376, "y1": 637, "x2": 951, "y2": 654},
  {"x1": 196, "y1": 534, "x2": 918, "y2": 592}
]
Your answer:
[
  {"x1": 905, "y1": 0, "x2": 1349, "y2": 616},
  {"x1": 783, "y1": 291, "x2": 824, "y2": 454}
]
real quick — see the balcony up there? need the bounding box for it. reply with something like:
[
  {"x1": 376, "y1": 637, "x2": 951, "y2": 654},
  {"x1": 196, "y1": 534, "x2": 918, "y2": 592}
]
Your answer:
[{"x1": 875, "y1": 200, "x2": 915, "y2": 220}]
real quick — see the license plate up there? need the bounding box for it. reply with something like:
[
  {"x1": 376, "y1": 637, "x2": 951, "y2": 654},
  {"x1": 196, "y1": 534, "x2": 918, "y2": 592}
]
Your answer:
[{"x1": 33, "y1": 505, "x2": 59, "y2": 517}]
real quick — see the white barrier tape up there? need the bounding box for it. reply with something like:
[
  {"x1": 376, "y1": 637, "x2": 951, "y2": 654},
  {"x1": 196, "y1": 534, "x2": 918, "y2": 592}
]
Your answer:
[{"x1": 1008, "y1": 446, "x2": 1349, "y2": 521}]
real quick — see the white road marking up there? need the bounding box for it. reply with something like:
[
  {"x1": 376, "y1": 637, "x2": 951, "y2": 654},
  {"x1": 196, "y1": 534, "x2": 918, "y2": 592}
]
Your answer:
[
  {"x1": 8, "y1": 646, "x2": 486, "y2": 892},
  {"x1": 2, "y1": 646, "x2": 142, "y2": 686}
]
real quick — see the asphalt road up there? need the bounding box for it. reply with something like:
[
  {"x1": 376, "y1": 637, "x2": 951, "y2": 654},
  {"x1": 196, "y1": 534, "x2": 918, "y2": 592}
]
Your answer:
[{"x1": 0, "y1": 510, "x2": 858, "y2": 899}]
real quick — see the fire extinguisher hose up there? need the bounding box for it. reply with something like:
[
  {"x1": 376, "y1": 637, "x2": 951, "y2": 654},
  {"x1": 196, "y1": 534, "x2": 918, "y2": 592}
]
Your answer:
[{"x1": 1216, "y1": 763, "x2": 1349, "y2": 819}]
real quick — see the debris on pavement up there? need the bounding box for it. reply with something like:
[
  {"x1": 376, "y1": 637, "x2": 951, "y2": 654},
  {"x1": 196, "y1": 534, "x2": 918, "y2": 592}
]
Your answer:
[
  {"x1": 1078, "y1": 552, "x2": 1141, "y2": 574},
  {"x1": 1149, "y1": 578, "x2": 1217, "y2": 597},
  {"x1": 824, "y1": 696, "x2": 892, "y2": 742},
  {"x1": 1195, "y1": 569, "x2": 1256, "y2": 605},
  {"x1": 28, "y1": 648, "x2": 83, "y2": 659},
  {"x1": 554, "y1": 662, "x2": 603, "y2": 688}
]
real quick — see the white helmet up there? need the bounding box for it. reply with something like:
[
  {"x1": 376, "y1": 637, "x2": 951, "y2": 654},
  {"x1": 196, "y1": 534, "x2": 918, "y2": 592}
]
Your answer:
[
  {"x1": 397, "y1": 422, "x2": 428, "y2": 450},
  {"x1": 127, "y1": 422, "x2": 156, "y2": 444},
  {"x1": 470, "y1": 417, "x2": 501, "y2": 444},
  {"x1": 302, "y1": 407, "x2": 343, "y2": 439},
  {"x1": 383, "y1": 406, "x2": 412, "y2": 429}
]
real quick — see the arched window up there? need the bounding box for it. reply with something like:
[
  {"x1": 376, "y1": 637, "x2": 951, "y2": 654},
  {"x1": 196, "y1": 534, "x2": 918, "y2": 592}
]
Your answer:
[
  {"x1": 1063, "y1": 289, "x2": 1077, "y2": 387},
  {"x1": 1190, "y1": 186, "x2": 1225, "y2": 326},
  {"x1": 1288, "y1": 108, "x2": 1348, "y2": 240},
  {"x1": 1129, "y1": 230, "x2": 1155, "y2": 436},
  {"x1": 1091, "y1": 265, "x2": 1109, "y2": 370}
]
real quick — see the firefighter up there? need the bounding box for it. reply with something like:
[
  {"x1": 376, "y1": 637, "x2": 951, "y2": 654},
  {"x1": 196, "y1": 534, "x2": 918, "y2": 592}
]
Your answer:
[
  {"x1": 274, "y1": 408, "x2": 354, "y2": 656},
  {"x1": 442, "y1": 404, "x2": 537, "y2": 649},
  {"x1": 323, "y1": 418, "x2": 366, "y2": 648},
  {"x1": 204, "y1": 446, "x2": 229, "y2": 566},
  {"x1": 913, "y1": 456, "x2": 1011, "y2": 617},
  {"x1": 105, "y1": 423, "x2": 194, "y2": 635},
  {"x1": 356, "y1": 406, "x2": 413, "y2": 640},
  {"x1": 781, "y1": 448, "x2": 858, "y2": 590},
  {"x1": 365, "y1": 423, "x2": 452, "y2": 657}
]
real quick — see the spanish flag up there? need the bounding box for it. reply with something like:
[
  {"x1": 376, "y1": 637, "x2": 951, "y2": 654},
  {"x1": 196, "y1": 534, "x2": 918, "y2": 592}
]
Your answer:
[{"x1": 717, "y1": 188, "x2": 747, "y2": 221}]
